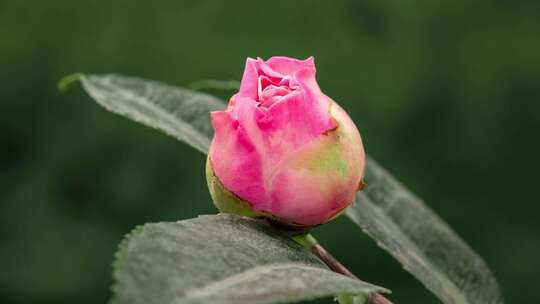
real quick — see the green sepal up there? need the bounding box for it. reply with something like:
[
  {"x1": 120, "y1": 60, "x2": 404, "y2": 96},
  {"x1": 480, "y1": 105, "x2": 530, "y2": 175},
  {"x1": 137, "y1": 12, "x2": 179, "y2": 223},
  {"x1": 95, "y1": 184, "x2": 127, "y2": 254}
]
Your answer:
[{"x1": 205, "y1": 157, "x2": 262, "y2": 217}]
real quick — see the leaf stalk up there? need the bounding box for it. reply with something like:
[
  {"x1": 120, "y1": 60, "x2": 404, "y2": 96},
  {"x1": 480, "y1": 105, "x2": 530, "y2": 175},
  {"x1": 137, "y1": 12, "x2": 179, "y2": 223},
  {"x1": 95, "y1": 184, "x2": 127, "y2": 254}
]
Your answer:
[{"x1": 293, "y1": 234, "x2": 393, "y2": 304}]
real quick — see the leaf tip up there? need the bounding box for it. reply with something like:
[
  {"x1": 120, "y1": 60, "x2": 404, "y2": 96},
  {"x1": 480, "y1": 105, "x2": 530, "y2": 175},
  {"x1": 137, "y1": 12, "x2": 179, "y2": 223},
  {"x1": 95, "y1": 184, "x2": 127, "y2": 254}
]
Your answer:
[{"x1": 58, "y1": 73, "x2": 83, "y2": 92}]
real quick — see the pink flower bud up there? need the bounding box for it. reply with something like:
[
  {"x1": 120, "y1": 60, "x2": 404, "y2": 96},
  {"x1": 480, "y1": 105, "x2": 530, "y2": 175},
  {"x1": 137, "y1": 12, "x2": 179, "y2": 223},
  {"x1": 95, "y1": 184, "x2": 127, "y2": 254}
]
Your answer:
[{"x1": 206, "y1": 56, "x2": 365, "y2": 228}]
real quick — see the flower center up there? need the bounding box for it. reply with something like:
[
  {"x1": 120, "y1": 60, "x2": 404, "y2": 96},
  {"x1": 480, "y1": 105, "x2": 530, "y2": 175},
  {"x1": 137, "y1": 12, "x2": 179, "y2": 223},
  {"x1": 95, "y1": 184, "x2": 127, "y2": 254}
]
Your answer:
[{"x1": 257, "y1": 75, "x2": 296, "y2": 108}]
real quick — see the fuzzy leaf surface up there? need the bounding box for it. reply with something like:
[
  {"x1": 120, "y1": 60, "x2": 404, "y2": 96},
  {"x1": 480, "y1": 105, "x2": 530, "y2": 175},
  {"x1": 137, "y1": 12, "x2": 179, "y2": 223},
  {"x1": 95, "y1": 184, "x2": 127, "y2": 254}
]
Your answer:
[{"x1": 112, "y1": 214, "x2": 386, "y2": 304}]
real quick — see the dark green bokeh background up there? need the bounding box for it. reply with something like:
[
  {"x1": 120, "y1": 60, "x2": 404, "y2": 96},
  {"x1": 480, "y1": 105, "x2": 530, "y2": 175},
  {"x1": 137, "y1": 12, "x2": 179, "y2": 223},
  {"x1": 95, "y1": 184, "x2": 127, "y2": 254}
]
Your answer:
[{"x1": 1, "y1": 0, "x2": 539, "y2": 303}]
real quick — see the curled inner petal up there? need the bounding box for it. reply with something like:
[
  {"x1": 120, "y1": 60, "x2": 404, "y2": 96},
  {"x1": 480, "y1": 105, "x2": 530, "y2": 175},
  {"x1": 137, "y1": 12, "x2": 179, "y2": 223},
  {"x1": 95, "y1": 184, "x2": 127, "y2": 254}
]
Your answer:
[
  {"x1": 259, "y1": 85, "x2": 293, "y2": 108},
  {"x1": 257, "y1": 74, "x2": 298, "y2": 109}
]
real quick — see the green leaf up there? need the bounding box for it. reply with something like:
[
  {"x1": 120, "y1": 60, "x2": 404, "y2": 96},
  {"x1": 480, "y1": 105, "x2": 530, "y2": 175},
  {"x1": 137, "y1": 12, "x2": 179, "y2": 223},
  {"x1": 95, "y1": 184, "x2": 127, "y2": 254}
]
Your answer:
[
  {"x1": 347, "y1": 158, "x2": 504, "y2": 304},
  {"x1": 58, "y1": 73, "x2": 83, "y2": 91},
  {"x1": 112, "y1": 214, "x2": 387, "y2": 304},
  {"x1": 74, "y1": 74, "x2": 503, "y2": 303},
  {"x1": 77, "y1": 74, "x2": 224, "y2": 153}
]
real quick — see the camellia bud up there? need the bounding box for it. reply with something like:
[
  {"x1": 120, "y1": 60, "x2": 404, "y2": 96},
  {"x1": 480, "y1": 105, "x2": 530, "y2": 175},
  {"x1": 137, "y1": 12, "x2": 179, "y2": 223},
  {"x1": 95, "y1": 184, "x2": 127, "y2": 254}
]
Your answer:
[{"x1": 206, "y1": 56, "x2": 365, "y2": 228}]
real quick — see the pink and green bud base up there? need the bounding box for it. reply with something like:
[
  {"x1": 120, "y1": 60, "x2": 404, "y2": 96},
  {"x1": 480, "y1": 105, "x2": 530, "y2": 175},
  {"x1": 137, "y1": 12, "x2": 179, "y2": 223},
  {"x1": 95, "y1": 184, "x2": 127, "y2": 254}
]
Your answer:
[{"x1": 206, "y1": 56, "x2": 365, "y2": 229}]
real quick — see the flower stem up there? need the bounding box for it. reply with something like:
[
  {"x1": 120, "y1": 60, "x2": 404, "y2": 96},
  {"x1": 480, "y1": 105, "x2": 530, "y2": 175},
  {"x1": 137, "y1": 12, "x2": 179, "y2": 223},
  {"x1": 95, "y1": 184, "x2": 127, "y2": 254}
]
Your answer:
[{"x1": 292, "y1": 234, "x2": 393, "y2": 304}]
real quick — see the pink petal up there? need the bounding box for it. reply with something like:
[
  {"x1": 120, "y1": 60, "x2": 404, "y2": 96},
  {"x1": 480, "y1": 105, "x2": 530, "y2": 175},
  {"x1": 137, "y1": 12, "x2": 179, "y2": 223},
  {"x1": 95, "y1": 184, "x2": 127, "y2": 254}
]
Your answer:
[
  {"x1": 266, "y1": 56, "x2": 315, "y2": 76},
  {"x1": 256, "y1": 57, "x2": 285, "y2": 79},
  {"x1": 269, "y1": 168, "x2": 352, "y2": 226},
  {"x1": 238, "y1": 58, "x2": 259, "y2": 100},
  {"x1": 209, "y1": 109, "x2": 268, "y2": 206},
  {"x1": 255, "y1": 67, "x2": 337, "y2": 154}
]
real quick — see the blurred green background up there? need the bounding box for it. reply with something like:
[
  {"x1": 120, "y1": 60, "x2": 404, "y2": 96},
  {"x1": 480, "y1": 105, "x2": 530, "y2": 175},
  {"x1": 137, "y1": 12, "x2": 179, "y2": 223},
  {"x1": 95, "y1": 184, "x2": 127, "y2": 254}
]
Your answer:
[{"x1": 1, "y1": 0, "x2": 539, "y2": 303}]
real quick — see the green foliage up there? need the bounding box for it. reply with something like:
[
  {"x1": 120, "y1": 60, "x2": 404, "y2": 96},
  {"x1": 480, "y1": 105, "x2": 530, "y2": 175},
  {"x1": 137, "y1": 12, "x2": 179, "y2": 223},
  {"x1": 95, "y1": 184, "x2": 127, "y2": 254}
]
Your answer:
[
  {"x1": 75, "y1": 74, "x2": 503, "y2": 303},
  {"x1": 348, "y1": 157, "x2": 503, "y2": 304},
  {"x1": 77, "y1": 74, "x2": 223, "y2": 153},
  {"x1": 112, "y1": 214, "x2": 386, "y2": 304}
]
